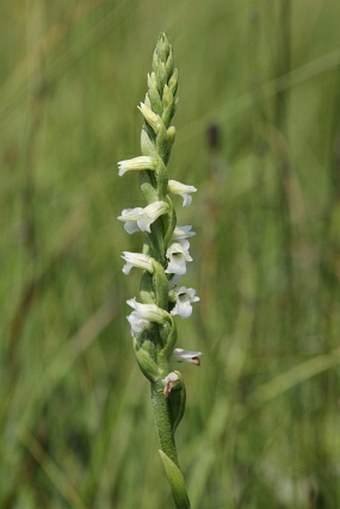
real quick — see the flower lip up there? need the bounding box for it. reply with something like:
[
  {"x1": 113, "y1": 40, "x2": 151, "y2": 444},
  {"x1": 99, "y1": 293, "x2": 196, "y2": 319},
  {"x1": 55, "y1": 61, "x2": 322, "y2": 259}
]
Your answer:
[
  {"x1": 117, "y1": 207, "x2": 144, "y2": 234},
  {"x1": 127, "y1": 312, "x2": 150, "y2": 336}
]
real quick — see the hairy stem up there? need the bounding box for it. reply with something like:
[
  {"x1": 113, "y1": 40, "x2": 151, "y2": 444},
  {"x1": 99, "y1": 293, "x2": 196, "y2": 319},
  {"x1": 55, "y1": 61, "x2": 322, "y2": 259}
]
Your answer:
[{"x1": 151, "y1": 381, "x2": 179, "y2": 465}]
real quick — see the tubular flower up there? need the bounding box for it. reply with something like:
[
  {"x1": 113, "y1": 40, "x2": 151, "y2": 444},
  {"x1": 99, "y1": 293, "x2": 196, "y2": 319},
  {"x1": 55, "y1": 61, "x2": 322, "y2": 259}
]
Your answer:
[
  {"x1": 169, "y1": 286, "x2": 200, "y2": 318},
  {"x1": 117, "y1": 201, "x2": 169, "y2": 234},
  {"x1": 171, "y1": 348, "x2": 202, "y2": 366},
  {"x1": 165, "y1": 239, "x2": 193, "y2": 275},
  {"x1": 126, "y1": 298, "x2": 167, "y2": 336},
  {"x1": 121, "y1": 252, "x2": 154, "y2": 275},
  {"x1": 118, "y1": 156, "x2": 157, "y2": 176},
  {"x1": 172, "y1": 225, "x2": 196, "y2": 241},
  {"x1": 168, "y1": 180, "x2": 197, "y2": 207}
]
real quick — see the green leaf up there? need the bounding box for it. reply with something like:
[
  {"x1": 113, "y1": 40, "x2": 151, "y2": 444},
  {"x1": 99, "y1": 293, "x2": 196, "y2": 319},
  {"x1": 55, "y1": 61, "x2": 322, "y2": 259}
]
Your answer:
[
  {"x1": 168, "y1": 371, "x2": 186, "y2": 432},
  {"x1": 133, "y1": 338, "x2": 163, "y2": 382},
  {"x1": 158, "y1": 450, "x2": 191, "y2": 509}
]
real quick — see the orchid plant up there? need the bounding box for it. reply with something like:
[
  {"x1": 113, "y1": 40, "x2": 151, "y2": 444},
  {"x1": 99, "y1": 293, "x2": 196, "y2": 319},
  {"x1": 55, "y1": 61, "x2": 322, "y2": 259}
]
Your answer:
[{"x1": 117, "y1": 33, "x2": 200, "y2": 508}]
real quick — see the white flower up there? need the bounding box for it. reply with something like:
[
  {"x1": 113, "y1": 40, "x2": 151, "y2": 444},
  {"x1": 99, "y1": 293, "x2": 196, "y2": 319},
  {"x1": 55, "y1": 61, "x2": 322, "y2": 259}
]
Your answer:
[
  {"x1": 172, "y1": 225, "x2": 196, "y2": 241},
  {"x1": 127, "y1": 298, "x2": 165, "y2": 322},
  {"x1": 165, "y1": 239, "x2": 192, "y2": 275},
  {"x1": 117, "y1": 201, "x2": 168, "y2": 234},
  {"x1": 169, "y1": 286, "x2": 199, "y2": 318},
  {"x1": 118, "y1": 156, "x2": 156, "y2": 177},
  {"x1": 117, "y1": 207, "x2": 143, "y2": 234},
  {"x1": 126, "y1": 298, "x2": 166, "y2": 336},
  {"x1": 171, "y1": 348, "x2": 202, "y2": 366},
  {"x1": 168, "y1": 179, "x2": 197, "y2": 207},
  {"x1": 121, "y1": 252, "x2": 153, "y2": 275},
  {"x1": 127, "y1": 311, "x2": 150, "y2": 336}
]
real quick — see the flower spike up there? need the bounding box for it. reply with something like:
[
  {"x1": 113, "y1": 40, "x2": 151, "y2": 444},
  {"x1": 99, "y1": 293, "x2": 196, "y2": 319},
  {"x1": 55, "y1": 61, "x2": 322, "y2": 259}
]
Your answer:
[{"x1": 117, "y1": 33, "x2": 199, "y2": 508}]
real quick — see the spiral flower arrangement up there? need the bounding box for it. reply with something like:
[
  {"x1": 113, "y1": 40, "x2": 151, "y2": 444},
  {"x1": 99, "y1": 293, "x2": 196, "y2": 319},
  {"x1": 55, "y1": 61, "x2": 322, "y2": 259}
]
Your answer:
[{"x1": 117, "y1": 33, "x2": 200, "y2": 508}]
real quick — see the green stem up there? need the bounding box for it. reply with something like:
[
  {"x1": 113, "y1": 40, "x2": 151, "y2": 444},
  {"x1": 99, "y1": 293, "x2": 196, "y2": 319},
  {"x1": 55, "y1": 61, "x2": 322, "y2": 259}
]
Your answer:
[
  {"x1": 151, "y1": 380, "x2": 191, "y2": 509},
  {"x1": 151, "y1": 381, "x2": 178, "y2": 465}
]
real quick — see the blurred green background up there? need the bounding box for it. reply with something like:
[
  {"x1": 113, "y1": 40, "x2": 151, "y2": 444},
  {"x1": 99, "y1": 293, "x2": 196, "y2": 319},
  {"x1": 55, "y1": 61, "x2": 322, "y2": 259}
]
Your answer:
[{"x1": 1, "y1": 0, "x2": 340, "y2": 508}]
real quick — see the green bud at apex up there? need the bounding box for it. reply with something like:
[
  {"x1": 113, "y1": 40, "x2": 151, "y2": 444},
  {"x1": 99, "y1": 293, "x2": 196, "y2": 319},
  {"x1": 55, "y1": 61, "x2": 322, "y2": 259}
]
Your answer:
[{"x1": 117, "y1": 33, "x2": 200, "y2": 509}]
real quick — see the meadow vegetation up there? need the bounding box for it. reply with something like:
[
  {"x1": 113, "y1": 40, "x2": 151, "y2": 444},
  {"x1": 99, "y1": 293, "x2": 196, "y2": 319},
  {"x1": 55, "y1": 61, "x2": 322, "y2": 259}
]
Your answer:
[{"x1": 1, "y1": 1, "x2": 340, "y2": 507}]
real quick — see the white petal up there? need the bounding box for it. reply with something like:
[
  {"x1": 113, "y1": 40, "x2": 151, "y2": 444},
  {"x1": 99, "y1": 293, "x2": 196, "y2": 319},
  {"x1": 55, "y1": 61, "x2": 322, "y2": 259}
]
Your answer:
[
  {"x1": 126, "y1": 297, "x2": 165, "y2": 337},
  {"x1": 124, "y1": 222, "x2": 140, "y2": 234},
  {"x1": 172, "y1": 225, "x2": 196, "y2": 241},
  {"x1": 172, "y1": 300, "x2": 192, "y2": 318},
  {"x1": 127, "y1": 312, "x2": 150, "y2": 336},
  {"x1": 117, "y1": 207, "x2": 143, "y2": 234}
]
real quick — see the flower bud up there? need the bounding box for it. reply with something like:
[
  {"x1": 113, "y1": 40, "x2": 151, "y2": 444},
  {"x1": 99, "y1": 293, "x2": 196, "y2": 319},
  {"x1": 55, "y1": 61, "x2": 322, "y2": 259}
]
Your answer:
[{"x1": 138, "y1": 102, "x2": 163, "y2": 134}]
